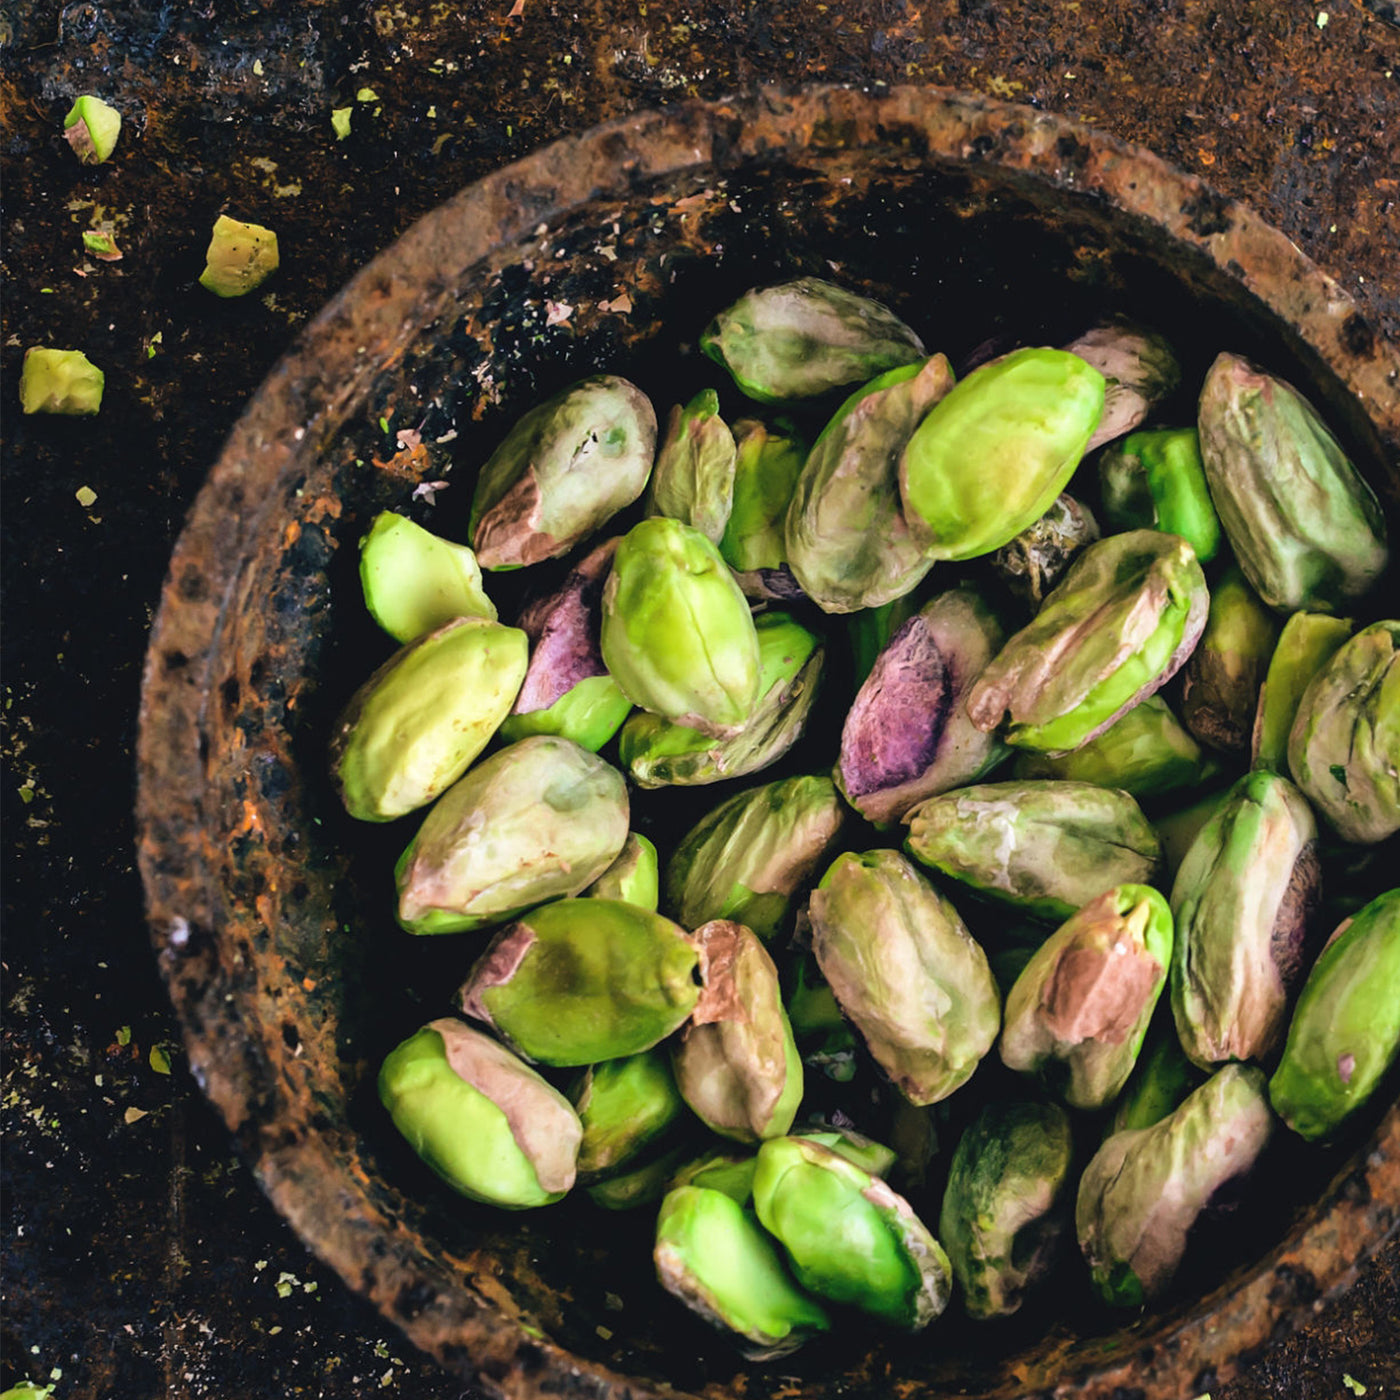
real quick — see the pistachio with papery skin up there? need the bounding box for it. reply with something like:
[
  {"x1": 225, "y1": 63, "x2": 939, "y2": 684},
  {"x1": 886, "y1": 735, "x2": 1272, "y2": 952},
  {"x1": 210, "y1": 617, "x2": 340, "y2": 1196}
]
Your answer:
[
  {"x1": 646, "y1": 388, "x2": 738, "y2": 543},
  {"x1": 1065, "y1": 322, "x2": 1180, "y2": 453}
]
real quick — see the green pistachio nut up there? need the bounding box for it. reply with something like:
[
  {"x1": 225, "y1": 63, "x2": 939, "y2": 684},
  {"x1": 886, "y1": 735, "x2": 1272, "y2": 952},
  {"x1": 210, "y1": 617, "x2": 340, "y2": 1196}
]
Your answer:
[
  {"x1": 1076, "y1": 1064, "x2": 1274, "y2": 1306},
  {"x1": 570, "y1": 1049, "x2": 685, "y2": 1179},
  {"x1": 378, "y1": 1019, "x2": 581, "y2": 1208},
  {"x1": 1153, "y1": 786, "x2": 1233, "y2": 883},
  {"x1": 583, "y1": 832, "x2": 660, "y2": 909},
  {"x1": 938, "y1": 1100, "x2": 1075, "y2": 1319},
  {"x1": 752, "y1": 1135, "x2": 952, "y2": 1329},
  {"x1": 655, "y1": 1185, "x2": 832, "y2": 1358},
  {"x1": 358, "y1": 511, "x2": 497, "y2": 643},
  {"x1": 1196, "y1": 352, "x2": 1388, "y2": 613},
  {"x1": 331, "y1": 616, "x2": 528, "y2": 822},
  {"x1": 1170, "y1": 770, "x2": 1322, "y2": 1067},
  {"x1": 1107, "y1": 1020, "x2": 1205, "y2": 1137},
  {"x1": 1012, "y1": 695, "x2": 1212, "y2": 802},
  {"x1": 809, "y1": 849, "x2": 1000, "y2": 1106},
  {"x1": 904, "y1": 780, "x2": 1163, "y2": 923},
  {"x1": 667, "y1": 1150, "x2": 760, "y2": 1204},
  {"x1": 600, "y1": 516, "x2": 761, "y2": 738},
  {"x1": 199, "y1": 215, "x2": 279, "y2": 297},
  {"x1": 63, "y1": 94, "x2": 121, "y2": 163},
  {"x1": 1269, "y1": 890, "x2": 1400, "y2": 1140},
  {"x1": 588, "y1": 1142, "x2": 694, "y2": 1211},
  {"x1": 1097, "y1": 427, "x2": 1223, "y2": 564},
  {"x1": 837, "y1": 586, "x2": 1007, "y2": 825},
  {"x1": 645, "y1": 388, "x2": 738, "y2": 544},
  {"x1": 988, "y1": 493, "x2": 1101, "y2": 610},
  {"x1": 497, "y1": 538, "x2": 632, "y2": 752},
  {"x1": 785, "y1": 356, "x2": 953, "y2": 613},
  {"x1": 1000, "y1": 885, "x2": 1173, "y2": 1110},
  {"x1": 1251, "y1": 612, "x2": 1355, "y2": 772},
  {"x1": 794, "y1": 1126, "x2": 899, "y2": 1179},
  {"x1": 18, "y1": 347, "x2": 104, "y2": 416},
  {"x1": 1065, "y1": 323, "x2": 1181, "y2": 453},
  {"x1": 617, "y1": 610, "x2": 823, "y2": 787},
  {"x1": 672, "y1": 921, "x2": 804, "y2": 1143},
  {"x1": 458, "y1": 898, "x2": 700, "y2": 1065},
  {"x1": 395, "y1": 735, "x2": 628, "y2": 934},
  {"x1": 469, "y1": 375, "x2": 657, "y2": 569},
  {"x1": 720, "y1": 418, "x2": 808, "y2": 577},
  {"x1": 701, "y1": 277, "x2": 925, "y2": 403},
  {"x1": 1286, "y1": 620, "x2": 1400, "y2": 844},
  {"x1": 899, "y1": 347, "x2": 1105, "y2": 562},
  {"x1": 965, "y1": 530, "x2": 1210, "y2": 754},
  {"x1": 664, "y1": 775, "x2": 847, "y2": 942}
]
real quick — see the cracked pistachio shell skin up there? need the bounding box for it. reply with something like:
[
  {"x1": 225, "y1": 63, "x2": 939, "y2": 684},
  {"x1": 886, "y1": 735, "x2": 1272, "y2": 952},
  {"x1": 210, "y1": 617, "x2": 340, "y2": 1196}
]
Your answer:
[
  {"x1": 938, "y1": 1100, "x2": 1075, "y2": 1319},
  {"x1": 378, "y1": 1019, "x2": 581, "y2": 1209},
  {"x1": 1251, "y1": 612, "x2": 1355, "y2": 773},
  {"x1": 1065, "y1": 322, "x2": 1181, "y2": 454},
  {"x1": 809, "y1": 849, "x2": 1000, "y2": 1106},
  {"x1": 966, "y1": 529, "x2": 1210, "y2": 755},
  {"x1": 720, "y1": 418, "x2": 808, "y2": 574},
  {"x1": 1098, "y1": 427, "x2": 1223, "y2": 565},
  {"x1": 904, "y1": 780, "x2": 1163, "y2": 923},
  {"x1": 583, "y1": 832, "x2": 659, "y2": 910},
  {"x1": 469, "y1": 375, "x2": 657, "y2": 570},
  {"x1": 394, "y1": 735, "x2": 628, "y2": 935},
  {"x1": 1269, "y1": 890, "x2": 1400, "y2": 1140},
  {"x1": 1169, "y1": 770, "x2": 1322, "y2": 1068},
  {"x1": 1196, "y1": 353, "x2": 1388, "y2": 613},
  {"x1": 784, "y1": 356, "x2": 952, "y2": 613},
  {"x1": 1012, "y1": 695, "x2": 1212, "y2": 803},
  {"x1": 701, "y1": 277, "x2": 925, "y2": 403},
  {"x1": 645, "y1": 388, "x2": 738, "y2": 544},
  {"x1": 1287, "y1": 620, "x2": 1400, "y2": 844},
  {"x1": 1076, "y1": 1064, "x2": 1274, "y2": 1306},
  {"x1": 331, "y1": 616, "x2": 528, "y2": 823},
  {"x1": 617, "y1": 611, "x2": 823, "y2": 788},
  {"x1": 1000, "y1": 885, "x2": 1173, "y2": 1111},
  {"x1": 600, "y1": 516, "x2": 761, "y2": 738},
  {"x1": 837, "y1": 586, "x2": 1007, "y2": 826},
  {"x1": 655, "y1": 1186, "x2": 832, "y2": 1359},
  {"x1": 458, "y1": 898, "x2": 700, "y2": 1066},
  {"x1": 899, "y1": 347, "x2": 1105, "y2": 562},
  {"x1": 570, "y1": 1049, "x2": 685, "y2": 1180},
  {"x1": 988, "y1": 493, "x2": 1101, "y2": 610},
  {"x1": 664, "y1": 775, "x2": 847, "y2": 942},
  {"x1": 752, "y1": 1136, "x2": 953, "y2": 1329},
  {"x1": 672, "y1": 921, "x2": 804, "y2": 1144}
]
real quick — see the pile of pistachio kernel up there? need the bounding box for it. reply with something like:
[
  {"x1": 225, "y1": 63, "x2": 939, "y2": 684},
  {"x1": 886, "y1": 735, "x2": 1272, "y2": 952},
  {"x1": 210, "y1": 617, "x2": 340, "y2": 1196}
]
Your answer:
[{"x1": 332, "y1": 277, "x2": 1399, "y2": 1357}]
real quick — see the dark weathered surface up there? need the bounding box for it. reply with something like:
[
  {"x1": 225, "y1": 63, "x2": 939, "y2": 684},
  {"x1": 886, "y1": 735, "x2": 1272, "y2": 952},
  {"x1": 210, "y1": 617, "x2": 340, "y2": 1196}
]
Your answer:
[{"x1": 2, "y1": 4, "x2": 1398, "y2": 1399}]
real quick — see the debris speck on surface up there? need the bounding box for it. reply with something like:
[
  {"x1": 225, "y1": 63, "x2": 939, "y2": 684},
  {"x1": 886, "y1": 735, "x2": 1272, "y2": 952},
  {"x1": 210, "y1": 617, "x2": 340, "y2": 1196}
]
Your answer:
[
  {"x1": 82, "y1": 229, "x2": 123, "y2": 261},
  {"x1": 1343, "y1": 1376, "x2": 1368, "y2": 1397},
  {"x1": 75, "y1": 486, "x2": 98, "y2": 508},
  {"x1": 332, "y1": 107, "x2": 353, "y2": 140},
  {"x1": 545, "y1": 299, "x2": 573, "y2": 325},
  {"x1": 123, "y1": 1106, "x2": 148, "y2": 1125},
  {"x1": 411, "y1": 480, "x2": 450, "y2": 505}
]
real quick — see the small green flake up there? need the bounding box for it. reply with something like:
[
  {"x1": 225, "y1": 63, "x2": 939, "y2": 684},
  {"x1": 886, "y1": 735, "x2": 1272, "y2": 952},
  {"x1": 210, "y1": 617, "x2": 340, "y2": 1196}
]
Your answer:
[
  {"x1": 357, "y1": 87, "x2": 379, "y2": 102},
  {"x1": 116, "y1": 1025, "x2": 132, "y2": 1046},
  {"x1": 82, "y1": 229, "x2": 121, "y2": 259},
  {"x1": 40, "y1": 288, "x2": 54, "y2": 294},
  {"x1": 1330, "y1": 764, "x2": 1349, "y2": 787},
  {"x1": 1343, "y1": 1377, "x2": 1367, "y2": 1397},
  {"x1": 378, "y1": 415, "x2": 390, "y2": 434},
  {"x1": 253, "y1": 58, "x2": 264, "y2": 76},
  {"x1": 331, "y1": 107, "x2": 353, "y2": 141},
  {"x1": 426, "y1": 104, "x2": 436, "y2": 118},
  {"x1": 145, "y1": 331, "x2": 163, "y2": 359},
  {"x1": 1316, "y1": 9, "x2": 1329, "y2": 25},
  {"x1": 149, "y1": 1045, "x2": 171, "y2": 1075},
  {"x1": 76, "y1": 485, "x2": 98, "y2": 508},
  {"x1": 18, "y1": 783, "x2": 35, "y2": 805}
]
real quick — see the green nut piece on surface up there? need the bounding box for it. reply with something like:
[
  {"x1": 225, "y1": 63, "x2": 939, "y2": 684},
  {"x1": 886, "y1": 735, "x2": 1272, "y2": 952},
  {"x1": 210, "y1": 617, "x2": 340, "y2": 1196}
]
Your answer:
[
  {"x1": 701, "y1": 276, "x2": 925, "y2": 403},
  {"x1": 395, "y1": 734, "x2": 628, "y2": 934},
  {"x1": 570, "y1": 1049, "x2": 685, "y2": 1180},
  {"x1": 1065, "y1": 322, "x2": 1181, "y2": 453},
  {"x1": 600, "y1": 516, "x2": 761, "y2": 738},
  {"x1": 655, "y1": 1185, "x2": 832, "y2": 1358},
  {"x1": 752, "y1": 1135, "x2": 953, "y2": 1329},
  {"x1": 988, "y1": 493, "x2": 1101, "y2": 610},
  {"x1": 720, "y1": 418, "x2": 808, "y2": 575},
  {"x1": 1286, "y1": 620, "x2": 1400, "y2": 844},
  {"x1": 899, "y1": 347, "x2": 1105, "y2": 562},
  {"x1": 18, "y1": 347, "x2": 105, "y2": 416},
  {"x1": 1107, "y1": 1019, "x2": 1205, "y2": 1137},
  {"x1": 199, "y1": 215, "x2": 279, "y2": 297},
  {"x1": 358, "y1": 510, "x2": 496, "y2": 643},
  {"x1": 378, "y1": 1019, "x2": 582, "y2": 1208},
  {"x1": 1251, "y1": 611, "x2": 1355, "y2": 773},
  {"x1": 784, "y1": 356, "x2": 952, "y2": 613},
  {"x1": 672, "y1": 920, "x2": 804, "y2": 1144},
  {"x1": 1269, "y1": 890, "x2": 1400, "y2": 1140},
  {"x1": 1170, "y1": 770, "x2": 1322, "y2": 1068},
  {"x1": 1097, "y1": 427, "x2": 1222, "y2": 565},
  {"x1": 1197, "y1": 352, "x2": 1388, "y2": 613},
  {"x1": 330, "y1": 616, "x2": 528, "y2": 822},
  {"x1": 63, "y1": 94, "x2": 121, "y2": 163},
  {"x1": 664, "y1": 775, "x2": 847, "y2": 942},
  {"x1": 645, "y1": 388, "x2": 738, "y2": 544},
  {"x1": 904, "y1": 780, "x2": 1163, "y2": 923},
  {"x1": 583, "y1": 832, "x2": 660, "y2": 910},
  {"x1": 938, "y1": 1100, "x2": 1075, "y2": 1319},
  {"x1": 1076, "y1": 1064, "x2": 1274, "y2": 1306},
  {"x1": 1012, "y1": 695, "x2": 1212, "y2": 803},
  {"x1": 965, "y1": 529, "x2": 1210, "y2": 754},
  {"x1": 458, "y1": 897, "x2": 700, "y2": 1066},
  {"x1": 1000, "y1": 885, "x2": 1174, "y2": 1111},
  {"x1": 809, "y1": 849, "x2": 1000, "y2": 1106},
  {"x1": 618, "y1": 610, "x2": 823, "y2": 788},
  {"x1": 469, "y1": 375, "x2": 657, "y2": 570}
]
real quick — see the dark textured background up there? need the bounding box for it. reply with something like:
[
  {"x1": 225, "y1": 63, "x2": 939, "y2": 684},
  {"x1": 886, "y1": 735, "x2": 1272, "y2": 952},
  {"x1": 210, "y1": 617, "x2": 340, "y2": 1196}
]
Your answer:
[{"x1": 2, "y1": 3, "x2": 1398, "y2": 1397}]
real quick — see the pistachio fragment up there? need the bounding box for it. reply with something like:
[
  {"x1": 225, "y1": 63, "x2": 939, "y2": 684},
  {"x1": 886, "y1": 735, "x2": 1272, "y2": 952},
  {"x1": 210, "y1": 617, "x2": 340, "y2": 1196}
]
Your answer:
[
  {"x1": 1097, "y1": 427, "x2": 1222, "y2": 564},
  {"x1": 1065, "y1": 322, "x2": 1181, "y2": 453},
  {"x1": 63, "y1": 94, "x2": 121, "y2": 163},
  {"x1": 571, "y1": 1049, "x2": 685, "y2": 1179},
  {"x1": 646, "y1": 388, "x2": 737, "y2": 543},
  {"x1": 199, "y1": 215, "x2": 279, "y2": 297},
  {"x1": 18, "y1": 347, "x2": 104, "y2": 416},
  {"x1": 720, "y1": 418, "x2": 808, "y2": 575},
  {"x1": 1251, "y1": 612, "x2": 1355, "y2": 773}
]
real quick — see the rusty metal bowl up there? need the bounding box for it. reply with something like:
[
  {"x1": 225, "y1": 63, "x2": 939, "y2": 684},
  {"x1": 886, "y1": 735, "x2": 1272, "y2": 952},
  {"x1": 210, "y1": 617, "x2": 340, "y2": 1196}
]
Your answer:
[{"x1": 136, "y1": 85, "x2": 1399, "y2": 1400}]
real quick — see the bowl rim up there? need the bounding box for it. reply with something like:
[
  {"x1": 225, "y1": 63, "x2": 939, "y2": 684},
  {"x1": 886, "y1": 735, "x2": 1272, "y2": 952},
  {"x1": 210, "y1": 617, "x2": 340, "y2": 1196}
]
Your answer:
[{"x1": 136, "y1": 81, "x2": 1400, "y2": 1400}]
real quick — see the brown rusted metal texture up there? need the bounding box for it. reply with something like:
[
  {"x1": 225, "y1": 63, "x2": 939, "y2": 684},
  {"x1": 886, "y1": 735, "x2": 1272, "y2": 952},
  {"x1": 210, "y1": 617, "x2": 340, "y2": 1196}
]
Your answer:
[{"x1": 135, "y1": 85, "x2": 1400, "y2": 1400}]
